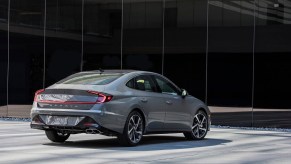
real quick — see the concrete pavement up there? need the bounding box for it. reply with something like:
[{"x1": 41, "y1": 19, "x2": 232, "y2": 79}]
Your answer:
[{"x1": 0, "y1": 121, "x2": 291, "y2": 163}]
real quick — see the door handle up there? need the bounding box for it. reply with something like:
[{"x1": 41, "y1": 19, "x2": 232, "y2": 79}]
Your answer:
[
  {"x1": 140, "y1": 98, "x2": 148, "y2": 102},
  {"x1": 165, "y1": 100, "x2": 172, "y2": 105}
]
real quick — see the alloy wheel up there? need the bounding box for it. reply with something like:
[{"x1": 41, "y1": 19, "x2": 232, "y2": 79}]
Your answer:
[
  {"x1": 192, "y1": 112, "x2": 207, "y2": 138},
  {"x1": 127, "y1": 114, "x2": 143, "y2": 144}
]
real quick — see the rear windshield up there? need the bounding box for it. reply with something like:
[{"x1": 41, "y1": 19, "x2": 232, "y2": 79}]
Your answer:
[{"x1": 56, "y1": 73, "x2": 123, "y2": 85}]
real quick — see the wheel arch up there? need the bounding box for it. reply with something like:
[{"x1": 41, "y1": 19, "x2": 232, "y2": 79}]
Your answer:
[
  {"x1": 195, "y1": 107, "x2": 211, "y2": 131},
  {"x1": 197, "y1": 107, "x2": 207, "y2": 116},
  {"x1": 130, "y1": 108, "x2": 147, "y2": 132}
]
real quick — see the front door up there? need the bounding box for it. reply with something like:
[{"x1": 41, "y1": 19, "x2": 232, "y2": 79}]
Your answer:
[{"x1": 153, "y1": 75, "x2": 191, "y2": 131}]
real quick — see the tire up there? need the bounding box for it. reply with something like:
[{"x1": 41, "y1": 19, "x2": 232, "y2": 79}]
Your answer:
[
  {"x1": 184, "y1": 110, "x2": 208, "y2": 140},
  {"x1": 118, "y1": 111, "x2": 144, "y2": 146},
  {"x1": 45, "y1": 130, "x2": 70, "y2": 143}
]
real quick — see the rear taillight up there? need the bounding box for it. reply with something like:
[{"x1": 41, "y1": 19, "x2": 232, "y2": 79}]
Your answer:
[
  {"x1": 33, "y1": 89, "x2": 112, "y2": 104},
  {"x1": 87, "y1": 90, "x2": 113, "y2": 103},
  {"x1": 34, "y1": 89, "x2": 45, "y2": 102}
]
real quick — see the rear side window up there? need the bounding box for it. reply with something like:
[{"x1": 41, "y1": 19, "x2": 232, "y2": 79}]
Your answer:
[
  {"x1": 126, "y1": 75, "x2": 156, "y2": 92},
  {"x1": 126, "y1": 79, "x2": 135, "y2": 88},
  {"x1": 57, "y1": 73, "x2": 122, "y2": 85}
]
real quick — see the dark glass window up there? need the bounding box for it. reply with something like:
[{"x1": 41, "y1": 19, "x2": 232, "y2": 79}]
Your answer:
[
  {"x1": 164, "y1": 0, "x2": 207, "y2": 101},
  {"x1": 253, "y1": 0, "x2": 291, "y2": 128},
  {"x1": 126, "y1": 79, "x2": 135, "y2": 89},
  {"x1": 82, "y1": 0, "x2": 122, "y2": 71},
  {"x1": 0, "y1": 0, "x2": 8, "y2": 21},
  {"x1": 10, "y1": 0, "x2": 44, "y2": 27},
  {"x1": 8, "y1": 0, "x2": 45, "y2": 116},
  {"x1": 46, "y1": 0, "x2": 82, "y2": 33},
  {"x1": 0, "y1": 0, "x2": 8, "y2": 115},
  {"x1": 208, "y1": 0, "x2": 254, "y2": 127},
  {"x1": 123, "y1": 0, "x2": 163, "y2": 73},
  {"x1": 57, "y1": 73, "x2": 122, "y2": 85},
  {"x1": 45, "y1": 0, "x2": 82, "y2": 87}
]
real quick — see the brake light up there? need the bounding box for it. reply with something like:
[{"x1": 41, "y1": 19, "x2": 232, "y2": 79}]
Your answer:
[
  {"x1": 33, "y1": 89, "x2": 112, "y2": 104},
  {"x1": 87, "y1": 90, "x2": 113, "y2": 103},
  {"x1": 34, "y1": 89, "x2": 45, "y2": 101}
]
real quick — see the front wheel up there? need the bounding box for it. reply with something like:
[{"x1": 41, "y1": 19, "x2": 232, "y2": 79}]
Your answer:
[
  {"x1": 184, "y1": 110, "x2": 208, "y2": 140},
  {"x1": 118, "y1": 111, "x2": 144, "y2": 146},
  {"x1": 45, "y1": 130, "x2": 70, "y2": 142}
]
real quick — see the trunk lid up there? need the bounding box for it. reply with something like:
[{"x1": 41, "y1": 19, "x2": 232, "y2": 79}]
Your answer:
[{"x1": 36, "y1": 85, "x2": 106, "y2": 110}]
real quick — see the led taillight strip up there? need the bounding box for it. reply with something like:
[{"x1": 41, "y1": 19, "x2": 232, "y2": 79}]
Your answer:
[
  {"x1": 34, "y1": 89, "x2": 113, "y2": 104},
  {"x1": 36, "y1": 100, "x2": 98, "y2": 104},
  {"x1": 87, "y1": 90, "x2": 113, "y2": 103}
]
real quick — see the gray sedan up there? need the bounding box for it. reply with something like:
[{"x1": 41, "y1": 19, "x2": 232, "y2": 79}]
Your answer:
[{"x1": 31, "y1": 70, "x2": 211, "y2": 146}]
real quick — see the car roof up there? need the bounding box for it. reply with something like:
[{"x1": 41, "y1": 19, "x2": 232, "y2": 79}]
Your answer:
[{"x1": 79, "y1": 69, "x2": 152, "y2": 75}]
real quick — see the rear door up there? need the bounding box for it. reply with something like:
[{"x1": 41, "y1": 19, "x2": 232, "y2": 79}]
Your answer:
[{"x1": 127, "y1": 75, "x2": 165, "y2": 131}]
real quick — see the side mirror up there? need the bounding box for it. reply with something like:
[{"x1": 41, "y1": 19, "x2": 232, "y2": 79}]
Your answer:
[{"x1": 181, "y1": 89, "x2": 188, "y2": 98}]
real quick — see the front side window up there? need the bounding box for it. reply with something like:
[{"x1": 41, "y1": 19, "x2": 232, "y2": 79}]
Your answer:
[
  {"x1": 154, "y1": 76, "x2": 180, "y2": 95},
  {"x1": 57, "y1": 73, "x2": 122, "y2": 85},
  {"x1": 126, "y1": 75, "x2": 156, "y2": 92}
]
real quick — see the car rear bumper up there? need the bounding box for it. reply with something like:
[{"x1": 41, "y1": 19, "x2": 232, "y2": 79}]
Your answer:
[
  {"x1": 30, "y1": 106, "x2": 126, "y2": 134},
  {"x1": 30, "y1": 122, "x2": 118, "y2": 136}
]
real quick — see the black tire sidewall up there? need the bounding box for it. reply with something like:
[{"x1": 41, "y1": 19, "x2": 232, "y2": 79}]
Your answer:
[{"x1": 45, "y1": 130, "x2": 70, "y2": 142}]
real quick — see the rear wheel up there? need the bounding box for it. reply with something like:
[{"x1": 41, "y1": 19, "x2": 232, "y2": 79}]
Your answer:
[
  {"x1": 45, "y1": 130, "x2": 70, "y2": 142},
  {"x1": 118, "y1": 111, "x2": 144, "y2": 146},
  {"x1": 184, "y1": 110, "x2": 208, "y2": 140}
]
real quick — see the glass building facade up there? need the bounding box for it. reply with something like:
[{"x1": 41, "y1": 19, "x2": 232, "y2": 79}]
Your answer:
[{"x1": 0, "y1": 0, "x2": 291, "y2": 128}]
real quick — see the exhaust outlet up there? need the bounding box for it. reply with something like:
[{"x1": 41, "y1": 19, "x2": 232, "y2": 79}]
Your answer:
[
  {"x1": 86, "y1": 129, "x2": 94, "y2": 134},
  {"x1": 86, "y1": 128, "x2": 101, "y2": 134}
]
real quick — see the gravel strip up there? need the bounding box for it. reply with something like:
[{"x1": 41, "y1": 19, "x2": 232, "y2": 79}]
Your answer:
[
  {"x1": 211, "y1": 125, "x2": 291, "y2": 132},
  {"x1": 0, "y1": 117, "x2": 31, "y2": 122}
]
